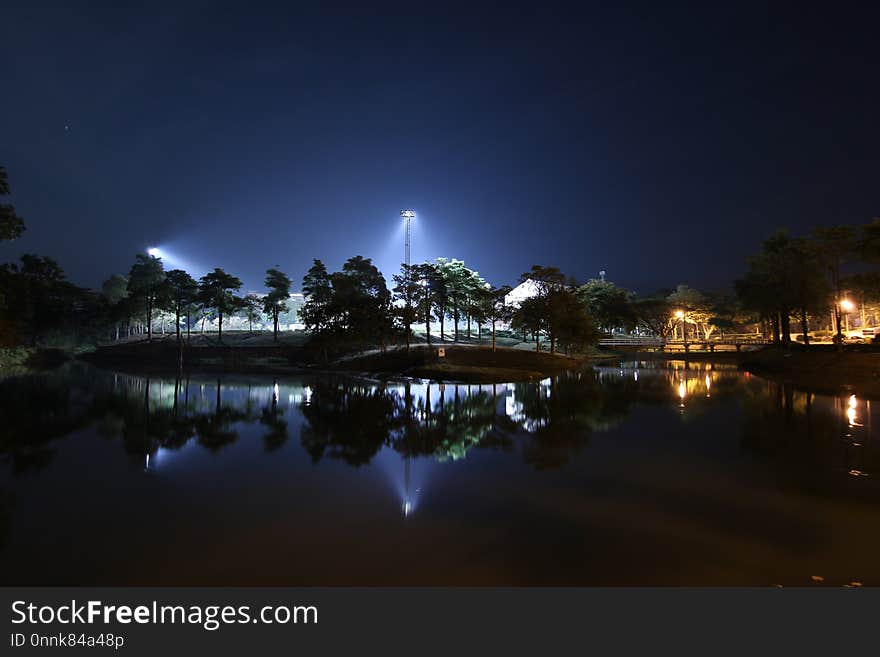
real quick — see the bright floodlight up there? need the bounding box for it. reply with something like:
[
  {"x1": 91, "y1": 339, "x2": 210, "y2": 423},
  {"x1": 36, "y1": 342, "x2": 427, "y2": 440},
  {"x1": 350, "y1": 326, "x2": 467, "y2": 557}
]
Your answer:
[
  {"x1": 840, "y1": 299, "x2": 855, "y2": 312},
  {"x1": 148, "y1": 247, "x2": 160, "y2": 257},
  {"x1": 400, "y1": 209, "x2": 415, "y2": 220}
]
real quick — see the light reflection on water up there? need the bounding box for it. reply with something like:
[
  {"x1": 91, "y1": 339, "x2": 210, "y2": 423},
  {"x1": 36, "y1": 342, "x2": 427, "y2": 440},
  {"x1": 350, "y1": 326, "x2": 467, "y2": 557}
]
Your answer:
[{"x1": 0, "y1": 360, "x2": 878, "y2": 586}]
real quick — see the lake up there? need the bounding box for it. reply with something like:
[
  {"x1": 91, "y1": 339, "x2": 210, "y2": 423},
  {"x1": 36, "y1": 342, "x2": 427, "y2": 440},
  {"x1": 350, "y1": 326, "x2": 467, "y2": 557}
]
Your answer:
[{"x1": 1, "y1": 360, "x2": 876, "y2": 586}]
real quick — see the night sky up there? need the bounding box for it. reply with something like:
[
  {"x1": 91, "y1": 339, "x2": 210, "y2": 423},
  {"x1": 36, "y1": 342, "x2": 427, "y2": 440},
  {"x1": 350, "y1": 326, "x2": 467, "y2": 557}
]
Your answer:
[{"x1": 1, "y1": 2, "x2": 878, "y2": 294}]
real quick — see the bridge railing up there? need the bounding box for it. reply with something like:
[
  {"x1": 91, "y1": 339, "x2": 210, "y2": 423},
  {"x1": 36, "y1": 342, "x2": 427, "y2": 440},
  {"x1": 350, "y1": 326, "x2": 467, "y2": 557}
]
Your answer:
[{"x1": 598, "y1": 335, "x2": 771, "y2": 347}]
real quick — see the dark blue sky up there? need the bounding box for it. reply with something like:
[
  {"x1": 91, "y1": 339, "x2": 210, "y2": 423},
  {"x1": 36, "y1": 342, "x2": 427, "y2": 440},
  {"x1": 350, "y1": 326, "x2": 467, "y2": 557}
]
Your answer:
[{"x1": 1, "y1": 2, "x2": 878, "y2": 294}]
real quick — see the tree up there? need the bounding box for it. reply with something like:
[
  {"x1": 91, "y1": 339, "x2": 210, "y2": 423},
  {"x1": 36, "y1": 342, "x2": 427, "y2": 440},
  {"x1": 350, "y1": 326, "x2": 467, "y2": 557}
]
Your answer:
[
  {"x1": 0, "y1": 166, "x2": 25, "y2": 242},
  {"x1": 0, "y1": 254, "x2": 82, "y2": 346},
  {"x1": 783, "y1": 238, "x2": 829, "y2": 345},
  {"x1": 242, "y1": 293, "x2": 263, "y2": 334},
  {"x1": 197, "y1": 268, "x2": 243, "y2": 343},
  {"x1": 468, "y1": 281, "x2": 493, "y2": 343},
  {"x1": 736, "y1": 231, "x2": 828, "y2": 346},
  {"x1": 435, "y1": 258, "x2": 472, "y2": 341},
  {"x1": 392, "y1": 263, "x2": 422, "y2": 351},
  {"x1": 485, "y1": 285, "x2": 513, "y2": 352},
  {"x1": 263, "y1": 267, "x2": 291, "y2": 342},
  {"x1": 551, "y1": 290, "x2": 600, "y2": 354},
  {"x1": 100, "y1": 274, "x2": 130, "y2": 341},
  {"x1": 632, "y1": 296, "x2": 675, "y2": 343},
  {"x1": 412, "y1": 262, "x2": 440, "y2": 346},
  {"x1": 511, "y1": 296, "x2": 545, "y2": 352},
  {"x1": 577, "y1": 279, "x2": 636, "y2": 333},
  {"x1": 519, "y1": 265, "x2": 566, "y2": 353},
  {"x1": 666, "y1": 285, "x2": 712, "y2": 341},
  {"x1": 331, "y1": 256, "x2": 393, "y2": 348},
  {"x1": 164, "y1": 270, "x2": 198, "y2": 343},
  {"x1": 428, "y1": 261, "x2": 450, "y2": 340},
  {"x1": 858, "y1": 217, "x2": 880, "y2": 265},
  {"x1": 521, "y1": 265, "x2": 566, "y2": 297},
  {"x1": 127, "y1": 254, "x2": 166, "y2": 343},
  {"x1": 300, "y1": 259, "x2": 333, "y2": 333},
  {"x1": 810, "y1": 225, "x2": 856, "y2": 346},
  {"x1": 462, "y1": 269, "x2": 489, "y2": 341}
]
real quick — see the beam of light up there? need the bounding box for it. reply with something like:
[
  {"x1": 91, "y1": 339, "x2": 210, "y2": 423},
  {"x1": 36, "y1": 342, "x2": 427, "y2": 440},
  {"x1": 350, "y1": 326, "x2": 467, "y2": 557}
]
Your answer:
[
  {"x1": 375, "y1": 447, "x2": 430, "y2": 519},
  {"x1": 144, "y1": 244, "x2": 202, "y2": 275}
]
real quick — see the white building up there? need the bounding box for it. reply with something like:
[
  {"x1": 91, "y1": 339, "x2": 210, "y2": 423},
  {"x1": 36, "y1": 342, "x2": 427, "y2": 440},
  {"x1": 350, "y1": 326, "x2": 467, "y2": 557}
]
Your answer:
[{"x1": 504, "y1": 279, "x2": 541, "y2": 308}]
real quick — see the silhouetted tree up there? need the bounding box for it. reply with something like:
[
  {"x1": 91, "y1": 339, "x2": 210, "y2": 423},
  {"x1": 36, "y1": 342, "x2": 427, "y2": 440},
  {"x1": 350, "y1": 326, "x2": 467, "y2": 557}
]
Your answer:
[
  {"x1": 518, "y1": 265, "x2": 566, "y2": 353},
  {"x1": 197, "y1": 269, "x2": 243, "y2": 343},
  {"x1": 164, "y1": 269, "x2": 198, "y2": 343},
  {"x1": 392, "y1": 263, "x2": 422, "y2": 350},
  {"x1": 127, "y1": 253, "x2": 166, "y2": 342},
  {"x1": 810, "y1": 226, "x2": 856, "y2": 346},
  {"x1": 0, "y1": 254, "x2": 83, "y2": 346},
  {"x1": 577, "y1": 278, "x2": 636, "y2": 333},
  {"x1": 263, "y1": 267, "x2": 291, "y2": 342},
  {"x1": 242, "y1": 293, "x2": 263, "y2": 334},
  {"x1": 300, "y1": 259, "x2": 332, "y2": 333},
  {"x1": 100, "y1": 274, "x2": 129, "y2": 340},
  {"x1": 632, "y1": 296, "x2": 674, "y2": 343},
  {"x1": 0, "y1": 166, "x2": 25, "y2": 242},
  {"x1": 485, "y1": 285, "x2": 513, "y2": 352}
]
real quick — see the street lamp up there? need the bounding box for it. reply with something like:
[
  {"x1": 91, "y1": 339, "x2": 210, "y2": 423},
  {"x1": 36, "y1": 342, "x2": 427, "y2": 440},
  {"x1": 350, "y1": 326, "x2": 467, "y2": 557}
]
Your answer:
[
  {"x1": 674, "y1": 309, "x2": 688, "y2": 350},
  {"x1": 147, "y1": 247, "x2": 160, "y2": 257}
]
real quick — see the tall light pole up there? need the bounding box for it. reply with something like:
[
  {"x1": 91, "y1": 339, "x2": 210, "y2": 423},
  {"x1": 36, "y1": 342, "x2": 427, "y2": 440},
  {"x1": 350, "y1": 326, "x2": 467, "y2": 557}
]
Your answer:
[{"x1": 400, "y1": 209, "x2": 415, "y2": 267}]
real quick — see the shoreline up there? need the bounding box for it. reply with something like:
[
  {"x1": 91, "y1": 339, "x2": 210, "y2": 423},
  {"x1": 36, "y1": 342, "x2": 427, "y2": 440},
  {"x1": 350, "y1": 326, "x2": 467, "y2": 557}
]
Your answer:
[
  {"x1": 21, "y1": 341, "x2": 880, "y2": 396},
  {"x1": 77, "y1": 341, "x2": 589, "y2": 383}
]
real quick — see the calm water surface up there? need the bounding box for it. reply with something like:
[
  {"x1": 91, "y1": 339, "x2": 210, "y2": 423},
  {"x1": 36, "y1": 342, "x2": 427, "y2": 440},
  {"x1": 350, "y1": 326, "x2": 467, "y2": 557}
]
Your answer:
[{"x1": 1, "y1": 361, "x2": 877, "y2": 585}]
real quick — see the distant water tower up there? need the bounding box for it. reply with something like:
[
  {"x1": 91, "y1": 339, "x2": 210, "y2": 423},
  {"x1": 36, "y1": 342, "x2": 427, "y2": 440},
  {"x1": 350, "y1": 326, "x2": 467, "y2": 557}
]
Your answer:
[
  {"x1": 400, "y1": 209, "x2": 415, "y2": 267},
  {"x1": 599, "y1": 270, "x2": 606, "y2": 281}
]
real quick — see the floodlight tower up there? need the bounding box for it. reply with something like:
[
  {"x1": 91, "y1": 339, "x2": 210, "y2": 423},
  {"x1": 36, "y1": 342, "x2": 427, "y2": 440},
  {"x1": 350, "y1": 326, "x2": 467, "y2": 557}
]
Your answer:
[{"x1": 400, "y1": 209, "x2": 415, "y2": 267}]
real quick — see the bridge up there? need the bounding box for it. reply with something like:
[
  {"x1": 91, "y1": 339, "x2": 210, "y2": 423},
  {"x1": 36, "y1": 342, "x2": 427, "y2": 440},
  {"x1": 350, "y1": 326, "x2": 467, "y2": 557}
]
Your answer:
[{"x1": 597, "y1": 335, "x2": 771, "y2": 352}]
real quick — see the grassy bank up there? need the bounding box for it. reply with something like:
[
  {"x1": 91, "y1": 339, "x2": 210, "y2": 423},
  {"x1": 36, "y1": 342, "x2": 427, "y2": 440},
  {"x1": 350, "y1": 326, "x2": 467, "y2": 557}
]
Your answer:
[
  {"x1": 740, "y1": 347, "x2": 880, "y2": 396},
  {"x1": 78, "y1": 331, "x2": 592, "y2": 381},
  {"x1": 81, "y1": 339, "x2": 308, "y2": 375},
  {"x1": 330, "y1": 344, "x2": 587, "y2": 383},
  {"x1": 0, "y1": 347, "x2": 71, "y2": 376}
]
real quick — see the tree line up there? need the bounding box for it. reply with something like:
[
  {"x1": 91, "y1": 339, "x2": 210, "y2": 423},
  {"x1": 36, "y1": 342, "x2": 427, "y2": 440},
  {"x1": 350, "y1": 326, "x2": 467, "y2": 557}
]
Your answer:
[
  {"x1": 5, "y1": 159, "x2": 877, "y2": 355},
  {"x1": 736, "y1": 221, "x2": 880, "y2": 346}
]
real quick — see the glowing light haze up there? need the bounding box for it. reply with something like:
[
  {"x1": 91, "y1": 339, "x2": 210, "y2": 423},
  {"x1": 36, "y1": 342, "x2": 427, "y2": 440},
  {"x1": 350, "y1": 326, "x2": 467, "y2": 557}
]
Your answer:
[{"x1": 1, "y1": 5, "x2": 878, "y2": 294}]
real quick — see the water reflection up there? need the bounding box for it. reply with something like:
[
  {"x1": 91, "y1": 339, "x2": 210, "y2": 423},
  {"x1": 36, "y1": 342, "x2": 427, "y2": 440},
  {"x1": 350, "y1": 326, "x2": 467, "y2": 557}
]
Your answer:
[
  {"x1": 1, "y1": 362, "x2": 875, "y2": 479},
  {"x1": 1, "y1": 361, "x2": 879, "y2": 584}
]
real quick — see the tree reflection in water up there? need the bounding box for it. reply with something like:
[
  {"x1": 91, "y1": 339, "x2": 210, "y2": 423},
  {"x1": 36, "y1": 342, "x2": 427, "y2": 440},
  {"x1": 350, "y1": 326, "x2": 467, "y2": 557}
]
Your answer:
[
  {"x1": 259, "y1": 379, "x2": 288, "y2": 452},
  {"x1": 0, "y1": 361, "x2": 875, "y2": 479}
]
